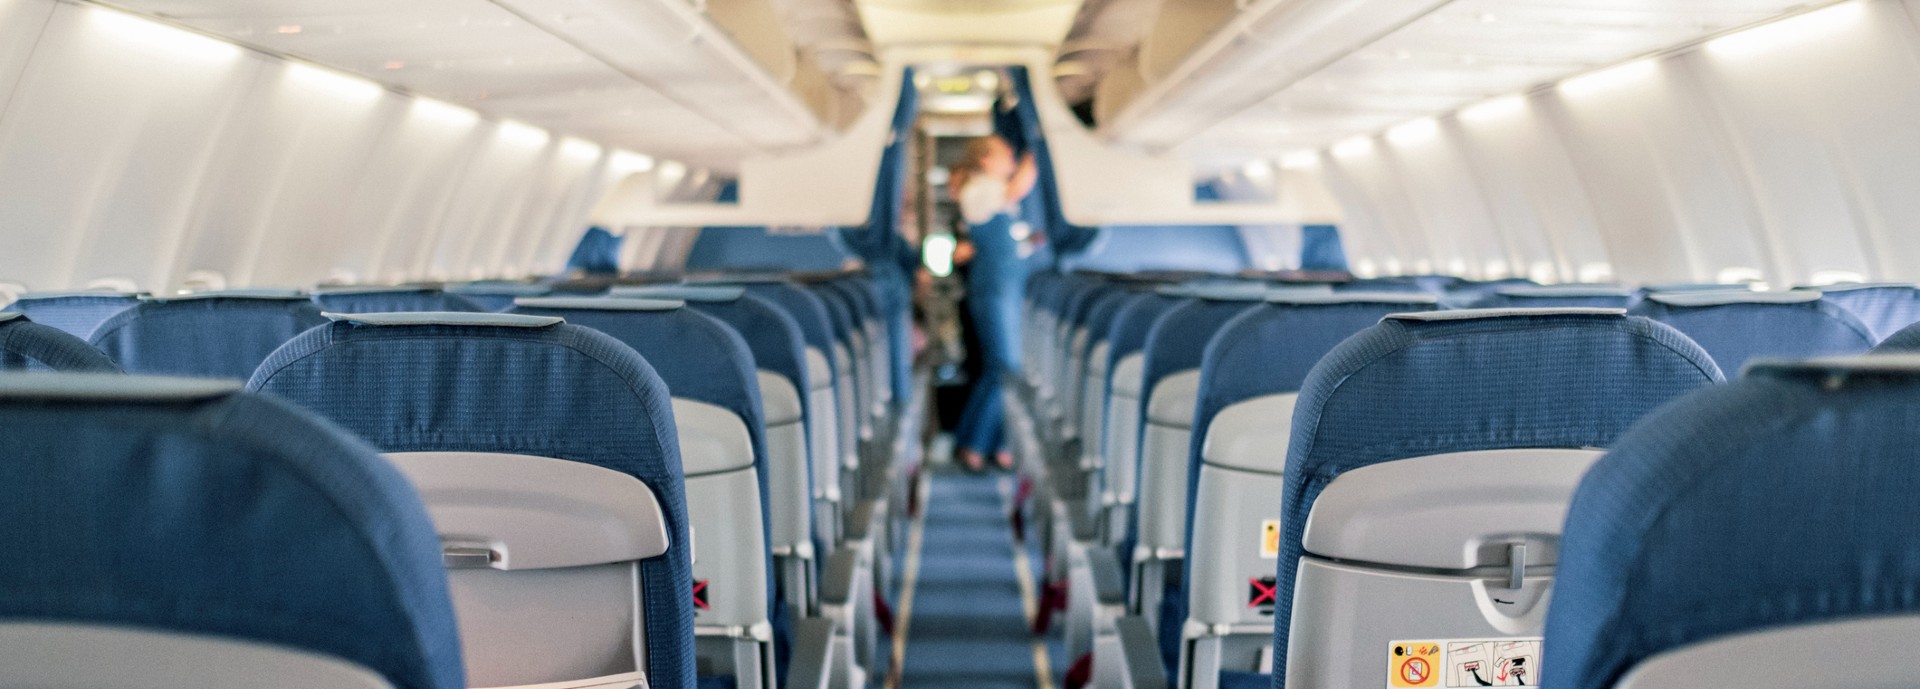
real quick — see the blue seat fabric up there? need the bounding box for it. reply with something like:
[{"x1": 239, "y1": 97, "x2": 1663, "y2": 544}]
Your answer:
[
  {"x1": 1270, "y1": 312, "x2": 1723, "y2": 687},
  {"x1": 90, "y1": 298, "x2": 328, "y2": 379},
  {"x1": 7, "y1": 294, "x2": 141, "y2": 339},
  {"x1": 0, "y1": 314, "x2": 120, "y2": 372},
  {"x1": 1545, "y1": 363, "x2": 1920, "y2": 689},
  {"x1": 0, "y1": 378, "x2": 463, "y2": 689},
  {"x1": 313, "y1": 289, "x2": 485, "y2": 314},
  {"x1": 247, "y1": 319, "x2": 696, "y2": 689},
  {"x1": 1628, "y1": 297, "x2": 1875, "y2": 373}
]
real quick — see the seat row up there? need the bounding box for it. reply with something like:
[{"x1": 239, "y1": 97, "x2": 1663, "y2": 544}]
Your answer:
[
  {"x1": 0, "y1": 271, "x2": 915, "y2": 689},
  {"x1": 1008, "y1": 269, "x2": 1920, "y2": 689}
]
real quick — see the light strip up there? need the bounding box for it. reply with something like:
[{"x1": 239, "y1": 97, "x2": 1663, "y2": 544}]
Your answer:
[
  {"x1": 88, "y1": 6, "x2": 240, "y2": 63},
  {"x1": 496, "y1": 120, "x2": 551, "y2": 148},
  {"x1": 410, "y1": 98, "x2": 479, "y2": 127},
  {"x1": 1332, "y1": 136, "x2": 1376, "y2": 158},
  {"x1": 287, "y1": 63, "x2": 384, "y2": 103},
  {"x1": 1707, "y1": 1, "x2": 1866, "y2": 58},
  {"x1": 1559, "y1": 58, "x2": 1658, "y2": 98},
  {"x1": 560, "y1": 137, "x2": 603, "y2": 161},
  {"x1": 1459, "y1": 95, "x2": 1527, "y2": 124},
  {"x1": 609, "y1": 150, "x2": 656, "y2": 173},
  {"x1": 1386, "y1": 117, "x2": 1439, "y2": 146}
]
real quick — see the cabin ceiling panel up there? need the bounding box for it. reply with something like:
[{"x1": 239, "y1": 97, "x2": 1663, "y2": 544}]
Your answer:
[
  {"x1": 1109, "y1": 0, "x2": 1833, "y2": 163},
  {"x1": 109, "y1": 0, "x2": 824, "y2": 170}
]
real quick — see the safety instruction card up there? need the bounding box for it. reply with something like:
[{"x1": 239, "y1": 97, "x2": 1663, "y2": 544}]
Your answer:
[{"x1": 1388, "y1": 639, "x2": 1539, "y2": 688}]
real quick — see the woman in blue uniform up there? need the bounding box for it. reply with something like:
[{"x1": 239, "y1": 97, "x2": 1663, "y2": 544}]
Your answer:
[{"x1": 949, "y1": 135, "x2": 1040, "y2": 471}]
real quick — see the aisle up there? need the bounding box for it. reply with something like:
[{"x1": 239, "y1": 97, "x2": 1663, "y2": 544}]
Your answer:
[{"x1": 894, "y1": 470, "x2": 1047, "y2": 689}]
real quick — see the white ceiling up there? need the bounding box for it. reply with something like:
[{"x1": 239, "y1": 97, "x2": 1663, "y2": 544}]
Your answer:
[
  {"x1": 1102, "y1": 0, "x2": 1833, "y2": 164},
  {"x1": 855, "y1": 0, "x2": 1082, "y2": 47},
  {"x1": 110, "y1": 0, "x2": 832, "y2": 170}
]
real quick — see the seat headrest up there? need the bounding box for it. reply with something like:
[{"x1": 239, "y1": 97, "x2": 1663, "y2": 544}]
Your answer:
[
  {"x1": 609, "y1": 285, "x2": 748, "y2": 302},
  {"x1": 1743, "y1": 353, "x2": 1920, "y2": 382},
  {"x1": 512, "y1": 297, "x2": 685, "y2": 312},
  {"x1": 1155, "y1": 281, "x2": 1273, "y2": 301},
  {"x1": 0, "y1": 373, "x2": 463, "y2": 689},
  {"x1": 1495, "y1": 284, "x2": 1633, "y2": 298},
  {"x1": 143, "y1": 289, "x2": 308, "y2": 302},
  {"x1": 9, "y1": 291, "x2": 145, "y2": 301},
  {"x1": 1546, "y1": 351, "x2": 1920, "y2": 689},
  {"x1": 1804, "y1": 282, "x2": 1919, "y2": 292},
  {"x1": 0, "y1": 373, "x2": 236, "y2": 401},
  {"x1": 1268, "y1": 292, "x2": 1440, "y2": 306},
  {"x1": 323, "y1": 312, "x2": 563, "y2": 328},
  {"x1": 445, "y1": 283, "x2": 550, "y2": 296},
  {"x1": 1388, "y1": 307, "x2": 1628, "y2": 322},
  {"x1": 311, "y1": 286, "x2": 434, "y2": 295},
  {"x1": 1645, "y1": 289, "x2": 1819, "y2": 307}
]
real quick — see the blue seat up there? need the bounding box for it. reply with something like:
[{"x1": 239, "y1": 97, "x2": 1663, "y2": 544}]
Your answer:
[
  {"x1": 1471, "y1": 284, "x2": 1633, "y2": 309},
  {"x1": 312, "y1": 287, "x2": 484, "y2": 313},
  {"x1": 89, "y1": 291, "x2": 328, "y2": 378},
  {"x1": 1129, "y1": 283, "x2": 1282, "y2": 668},
  {"x1": 1547, "y1": 356, "x2": 1920, "y2": 689},
  {"x1": 1628, "y1": 290, "x2": 1875, "y2": 373},
  {"x1": 1175, "y1": 294, "x2": 1441, "y2": 689},
  {"x1": 249, "y1": 312, "x2": 695, "y2": 689},
  {"x1": 1816, "y1": 283, "x2": 1920, "y2": 341},
  {"x1": 0, "y1": 312, "x2": 119, "y2": 372},
  {"x1": 1272, "y1": 309, "x2": 1722, "y2": 689},
  {"x1": 510, "y1": 296, "x2": 779, "y2": 689},
  {"x1": 613, "y1": 284, "x2": 829, "y2": 584},
  {"x1": 1095, "y1": 290, "x2": 1191, "y2": 552},
  {"x1": 0, "y1": 374, "x2": 460, "y2": 689},
  {"x1": 4, "y1": 291, "x2": 142, "y2": 338}
]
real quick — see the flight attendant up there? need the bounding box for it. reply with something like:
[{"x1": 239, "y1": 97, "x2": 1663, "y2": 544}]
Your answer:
[{"x1": 949, "y1": 135, "x2": 1041, "y2": 471}]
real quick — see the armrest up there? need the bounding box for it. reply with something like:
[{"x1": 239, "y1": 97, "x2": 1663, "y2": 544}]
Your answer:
[
  {"x1": 1067, "y1": 500, "x2": 1100, "y2": 542},
  {"x1": 819, "y1": 547, "x2": 862, "y2": 607},
  {"x1": 1088, "y1": 548, "x2": 1127, "y2": 607},
  {"x1": 1114, "y1": 616, "x2": 1169, "y2": 689},
  {"x1": 783, "y1": 617, "x2": 836, "y2": 689},
  {"x1": 843, "y1": 498, "x2": 880, "y2": 542}
]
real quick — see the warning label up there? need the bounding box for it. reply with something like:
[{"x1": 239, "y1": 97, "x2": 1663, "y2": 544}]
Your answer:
[
  {"x1": 1259, "y1": 519, "x2": 1281, "y2": 559},
  {"x1": 1388, "y1": 642, "x2": 1440, "y2": 688},
  {"x1": 1388, "y1": 638, "x2": 1540, "y2": 688}
]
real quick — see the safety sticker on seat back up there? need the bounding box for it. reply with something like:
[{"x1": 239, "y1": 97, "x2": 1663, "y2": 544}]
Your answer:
[
  {"x1": 1388, "y1": 639, "x2": 1540, "y2": 688},
  {"x1": 1259, "y1": 519, "x2": 1280, "y2": 559}
]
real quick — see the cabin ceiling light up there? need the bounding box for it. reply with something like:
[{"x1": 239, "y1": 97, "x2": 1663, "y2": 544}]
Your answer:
[
  {"x1": 1387, "y1": 117, "x2": 1440, "y2": 145},
  {"x1": 89, "y1": 7, "x2": 240, "y2": 63},
  {"x1": 1332, "y1": 136, "x2": 1376, "y2": 158},
  {"x1": 410, "y1": 98, "x2": 478, "y2": 127},
  {"x1": 1707, "y1": 1, "x2": 1866, "y2": 58},
  {"x1": 287, "y1": 63, "x2": 383, "y2": 103},
  {"x1": 1460, "y1": 95, "x2": 1527, "y2": 124},
  {"x1": 1242, "y1": 159, "x2": 1274, "y2": 179},
  {"x1": 496, "y1": 120, "x2": 551, "y2": 148},
  {"x1": 1559, "y1": 58, "x2": 1657, "y2": 98},
  {"x1": 610, "y1": 150, "x2": 656, "y2": 173},
  {"x1": 561, "y1": 138, "x2": 603, "y2": 161},
  {"x1": 1281, "y1": 151, "x2": 1321, "y2": 170}
]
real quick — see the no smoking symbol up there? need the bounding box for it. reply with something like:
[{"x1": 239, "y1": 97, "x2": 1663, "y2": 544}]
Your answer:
[{"x1": 1399, "y1": 657, "x2": 1432, "y2": 685}]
